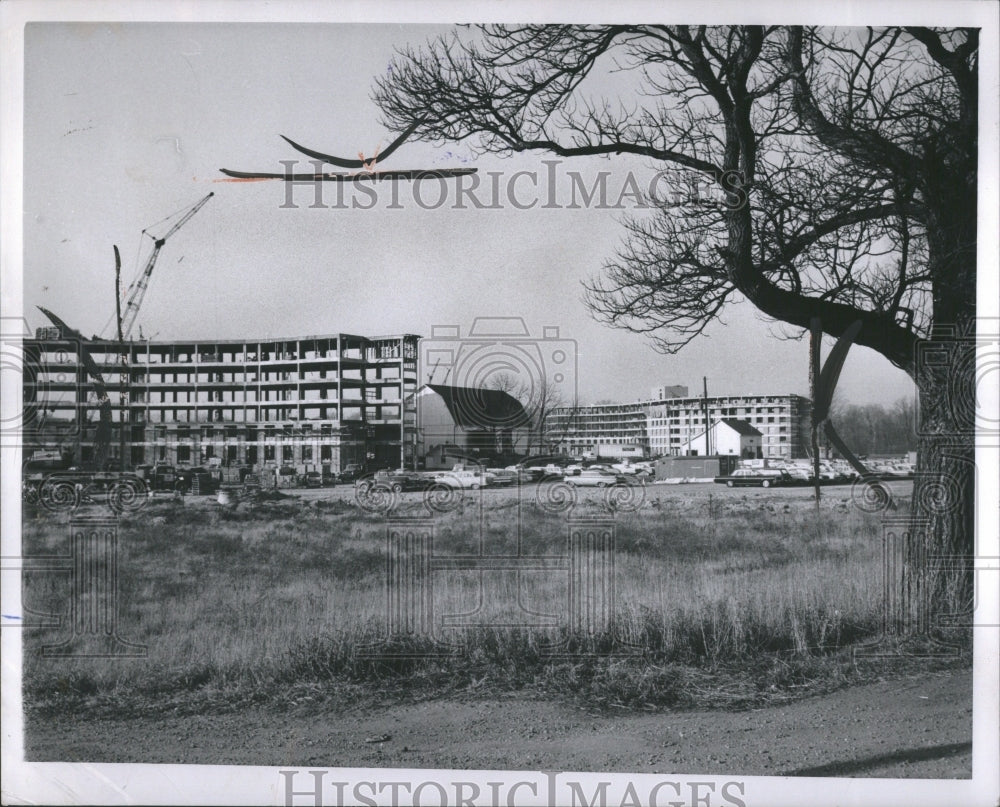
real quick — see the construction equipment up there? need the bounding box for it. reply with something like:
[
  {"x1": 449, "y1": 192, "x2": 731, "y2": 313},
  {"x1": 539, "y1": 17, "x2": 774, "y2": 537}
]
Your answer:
[
  {"x1": 114, "y1": 193, "x2": 215, "y2": 471},
  {"x1": 118, "y1": 192, "x2": 213, "y2": 339},
  {"x1": 26, "y1": 193, "x2": 213, "y2": 511},
  {"x1": 114, "y1": 192, "x2": 213, "y2": 471}
]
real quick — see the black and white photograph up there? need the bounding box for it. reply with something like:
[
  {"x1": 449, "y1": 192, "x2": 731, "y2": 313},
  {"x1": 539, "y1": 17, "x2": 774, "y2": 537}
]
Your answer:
[{"x1": 1, "y1": 1, "x2": 998, "y2": 805}]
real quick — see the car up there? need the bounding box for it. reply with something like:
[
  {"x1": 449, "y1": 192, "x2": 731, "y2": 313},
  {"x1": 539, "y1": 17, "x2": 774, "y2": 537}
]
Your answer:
[
  {"x1": 713, "y1": 468, "x2": 791, "y2": 488},
  {"x1": 338, "y1": 463, "x2": 365, "y2": 483},
  {"x1": 564, "y1": 468, "x2": 625, "y2": 487},
  {"x1": 372, "y1": 469, "x2": 434, "y2": 492},
  {"x1": 301, "y1": 471, "x2": 323, "y2": 488},
  {"x1": 486, "y1": 468, "x2": 518, "y2": 486},
  {"x1": 523, "y1": 463, "x2": 564, "y2": 478},
  {"x1": 431, "y1": 469, "x2": 494, "y2": 489},
  {"x1": 511, "y1": 466, "x2": 544, "y2": 483}
]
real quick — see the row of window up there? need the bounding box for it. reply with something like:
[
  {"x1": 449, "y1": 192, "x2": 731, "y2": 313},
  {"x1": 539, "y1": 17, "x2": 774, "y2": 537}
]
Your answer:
[
  {"x1": 647, "y1": 424, "x2": 790, "y2": 436},
  {"x1": 649, "y1": 435, "x2": 791, "y2": 445},
  {"x1": 135, "y1": 390, "x2": 403, "y2": 404},
  {"x1": 141, "y1": 406, "x2": 395, "y2": 424},
  {"x1": 154, "y1": 442, "x2": 335, "y2": 464},
  {"x1": 41, "y1": 340, "x2": 417, "y2": 361}
]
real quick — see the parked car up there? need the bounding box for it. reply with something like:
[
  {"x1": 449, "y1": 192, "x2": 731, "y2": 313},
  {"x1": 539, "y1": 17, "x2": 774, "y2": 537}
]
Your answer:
[
  {"x1": 713, "y1": 468, "x2": 791, "y2": 488},
  {"x1": 511, "y1": 465, "x2": 545, "y2": 483},
  {"x1": 372, "y1": 469, "x2": 434, "y2": 492},
  {"x1": 486, "y1": 468, "x2": 518, "y2": 487},
  {"x1": 338, "y1": 463, "x2": 365, "y2": 483},
  {"x1": 783, "y1": 466, "x2": 812, "y2": 483},
  {"x1": 524, "y1": 463, "x2": 564, "y2": 478},
  {"x1": 431, "y1": 469, "x2": 494, "y2": 489},
  {"x1": 301, "y1": 471, "x2": 323, "y2": 488},
  {"x1": 564, "y1": 468, "x2": 625, "y2": 487}
]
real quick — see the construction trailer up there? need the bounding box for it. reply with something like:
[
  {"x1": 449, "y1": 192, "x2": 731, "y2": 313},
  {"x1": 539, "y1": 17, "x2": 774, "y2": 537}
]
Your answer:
[{"x1": 653, "y1": 454, "x2": 739, "y2": 481}]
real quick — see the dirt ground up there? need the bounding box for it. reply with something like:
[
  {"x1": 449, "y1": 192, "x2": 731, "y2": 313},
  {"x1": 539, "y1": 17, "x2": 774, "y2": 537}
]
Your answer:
[{"x1": 26, "y1": 668, "x2": 971, "y2": 779}]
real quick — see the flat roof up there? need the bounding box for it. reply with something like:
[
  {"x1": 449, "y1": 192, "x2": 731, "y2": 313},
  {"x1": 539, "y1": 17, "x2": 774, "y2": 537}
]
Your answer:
[{"x1": 26, "y1": 333, "x2": 422, "y2": 347}]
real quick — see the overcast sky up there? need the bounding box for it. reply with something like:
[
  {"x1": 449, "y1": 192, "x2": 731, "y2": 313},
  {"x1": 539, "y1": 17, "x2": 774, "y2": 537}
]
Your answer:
[{"x1": 21, "y1": 21, "x2": 919, "y2": 407}]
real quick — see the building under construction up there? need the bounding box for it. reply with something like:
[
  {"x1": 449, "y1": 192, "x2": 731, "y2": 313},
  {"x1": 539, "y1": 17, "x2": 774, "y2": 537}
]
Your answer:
[{"x1": 23, "y1": 331, "x2": 420, "y2": 475}]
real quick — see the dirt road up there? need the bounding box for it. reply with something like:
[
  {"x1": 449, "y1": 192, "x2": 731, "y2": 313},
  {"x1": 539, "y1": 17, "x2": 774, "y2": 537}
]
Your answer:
[{"x1": 27, "y1": 668, "x2": 971, "y2": 779}]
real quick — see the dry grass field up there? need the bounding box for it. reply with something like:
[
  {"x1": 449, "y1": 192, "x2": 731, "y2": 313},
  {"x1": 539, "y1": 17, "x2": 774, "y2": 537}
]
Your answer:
[{"x1": 20, "y1": 483, "x2": 970, "y2": 719}]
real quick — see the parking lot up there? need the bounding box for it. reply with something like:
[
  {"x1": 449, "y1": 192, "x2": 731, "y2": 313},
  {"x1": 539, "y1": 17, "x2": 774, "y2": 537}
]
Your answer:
[{"x1": 283, "y1": 476, "x2": 915, "y2": 509}]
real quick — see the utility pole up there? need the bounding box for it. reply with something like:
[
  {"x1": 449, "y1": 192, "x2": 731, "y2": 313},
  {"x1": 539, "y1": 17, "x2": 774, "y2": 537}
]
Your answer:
[
  {"x1": 702, "y1": 376, "x2": 711, "y2": 456},
  {"x1": 809, "y1": 318, "x2": 822, "y2": 508},
  {"x1": 115, "y1": 246, "x2": 128, "y2": 471}
]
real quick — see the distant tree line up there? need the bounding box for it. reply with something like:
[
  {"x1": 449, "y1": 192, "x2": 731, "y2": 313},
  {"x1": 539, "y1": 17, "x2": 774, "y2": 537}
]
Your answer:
[{"x1": 826, "y1": 397, "x2": 917, "y2": 457}]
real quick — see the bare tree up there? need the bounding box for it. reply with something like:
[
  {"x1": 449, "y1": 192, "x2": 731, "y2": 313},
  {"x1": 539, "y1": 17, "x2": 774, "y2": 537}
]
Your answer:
[
  {"x1": 486, "y1": 371, "x2": 570, "y2": 454},
  {"x1": 368, "y1": 25, "x2": 977, "y2": 619}
]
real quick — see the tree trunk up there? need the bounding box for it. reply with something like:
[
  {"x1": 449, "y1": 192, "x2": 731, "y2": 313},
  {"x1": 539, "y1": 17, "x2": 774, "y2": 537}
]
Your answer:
[
  {"x1": 900, "y1": 151, "x2": 977, "y2": 640},
  {"x1": 903, "y1": 329, "x2": 976, "y2": 640},
  {"x1": 809, "y1": 321, "x2": 821, "y2": 507}
]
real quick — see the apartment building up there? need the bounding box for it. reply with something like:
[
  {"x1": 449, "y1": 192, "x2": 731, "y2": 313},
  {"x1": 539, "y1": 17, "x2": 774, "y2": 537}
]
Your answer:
[
  {"x1": 545, "y1": 402, "x2": 649, "y2": 455},
  {"x1": 546, "y1": 392, "x2": 812, "y2": 461},
  {"x1": 23, "y1": 331, "x2": 420, "y2": 473}
]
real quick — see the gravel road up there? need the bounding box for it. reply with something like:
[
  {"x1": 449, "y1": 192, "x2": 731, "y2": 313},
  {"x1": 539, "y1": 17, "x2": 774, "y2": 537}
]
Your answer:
[{"x1": 26, "y1": 668, "x2": 971, "y2": 779}]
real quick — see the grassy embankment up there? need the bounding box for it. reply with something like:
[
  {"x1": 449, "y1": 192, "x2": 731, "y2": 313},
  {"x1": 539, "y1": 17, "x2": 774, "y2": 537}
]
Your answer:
[{"x1": 21, "y1": 489, "x2": 970, "y2": 717}]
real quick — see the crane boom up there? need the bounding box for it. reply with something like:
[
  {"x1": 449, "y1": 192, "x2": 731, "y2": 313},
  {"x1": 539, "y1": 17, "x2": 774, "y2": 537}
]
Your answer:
[
  {"x1": 119, "y1": 192, "x2": 213, "y2": 339},
  {"x1": 38, "y1": 306, "x2": 113, "y2": 469}
]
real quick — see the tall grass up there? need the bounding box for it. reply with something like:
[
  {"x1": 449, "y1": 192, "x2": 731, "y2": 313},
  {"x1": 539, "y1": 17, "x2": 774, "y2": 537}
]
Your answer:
[{"x1": 20, "y1": 493, "x2": 969, "y2": 715}]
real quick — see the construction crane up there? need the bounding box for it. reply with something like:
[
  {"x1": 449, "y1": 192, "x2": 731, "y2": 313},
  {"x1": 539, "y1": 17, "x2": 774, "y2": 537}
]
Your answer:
[
  {"x1": 113, "y1": 192, "x2": 212, "y2": 470},
  {"x1": 119, "y1": 191, "x2": 213, "y2": 339}
]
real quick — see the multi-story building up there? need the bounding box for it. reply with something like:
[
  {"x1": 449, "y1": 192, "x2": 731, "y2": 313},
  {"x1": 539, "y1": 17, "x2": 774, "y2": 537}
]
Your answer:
[
  {"x1": 545, "y1": 402, "x2": 649, "y2": 456},
  {"x1": 22, "y1": 331, "x2": 420, "y2": 473},
  {"x1": 546, "y1": 392, "x2": 812, "y2": 461},
  {"x1": 650, "y1": 383, "x2": 689, "y2": 400}
]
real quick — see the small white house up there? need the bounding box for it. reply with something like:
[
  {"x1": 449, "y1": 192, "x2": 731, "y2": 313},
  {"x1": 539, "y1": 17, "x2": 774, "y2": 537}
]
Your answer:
[{"x1": 681, "y1": 418, "x2": 763, "y2": 458}]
